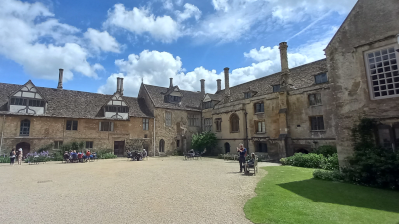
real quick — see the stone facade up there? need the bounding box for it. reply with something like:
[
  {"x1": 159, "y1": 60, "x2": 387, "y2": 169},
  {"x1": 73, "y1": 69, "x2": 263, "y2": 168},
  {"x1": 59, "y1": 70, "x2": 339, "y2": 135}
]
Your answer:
[{"x1": 326, "y1": 0, "x2": 399, "y2": 165}]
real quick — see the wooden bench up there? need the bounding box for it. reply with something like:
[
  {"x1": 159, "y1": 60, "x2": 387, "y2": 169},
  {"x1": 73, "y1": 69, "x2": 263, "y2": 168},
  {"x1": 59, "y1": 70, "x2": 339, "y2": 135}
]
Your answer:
[{"x1": 245, "y1": 156, "x2": 258, "y2": 176}]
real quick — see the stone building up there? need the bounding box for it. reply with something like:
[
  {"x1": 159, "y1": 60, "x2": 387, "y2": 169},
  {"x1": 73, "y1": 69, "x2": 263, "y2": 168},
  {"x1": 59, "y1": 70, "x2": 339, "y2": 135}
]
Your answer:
[
  {"x1": 0, "y1": 71, "x2": 154, "y2": 157},
  {"x1": 326, "y1": 0, "x2": 399, "y2": 165},
  {"x1": 202, "y1": 43, "x2": 336, "y2": 160}
]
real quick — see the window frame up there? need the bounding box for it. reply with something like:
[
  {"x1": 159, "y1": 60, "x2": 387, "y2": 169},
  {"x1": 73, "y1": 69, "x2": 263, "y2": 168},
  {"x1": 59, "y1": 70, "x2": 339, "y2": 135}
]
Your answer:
[
  {"x1": 99, "y1": 121, "x2": 114, "y2": 132},
  {"x1": 314, "y1": 73, "x2": 328, "y2": 84},
  {"x1": 204, "y1": 118, "x2": 212, "y2": 132},
  {"x1": 66, "y1": 120, "x2": 78, "y2": 131},
  {"x1": 244, "y1": 92, "x2": 252, "y2": 99},
  {"x1": 364, "y1": 44, "x2": 399, "y2": 100},
  {"x1": 54, "y1": 141, "x2": 63, "y2": 149},
  {"x1": 165, "y1": 111, "x2": 172, "y2": 127},
  {"x1": 203, "y1": 101, "x2": 212, "y2": 109},
  {"x1": 230, "y1": 113, "x2": 240, "y2": 133},
  {"x1": 254, "y1": 102, "x2": 265, "y2": 113},
  {"x1": 85, "y1": 141, "x2": 93, "y2": 149},
  {"x1": 255, "y1": 120, "x2": 266, "y2": 133},
  {"x1": 215, "y1": 118, "x2": 222, "y2": 132},
  {"x1": 272, "y1": 85, "x2": 281, "y2": 92},
  {"x1": 188, "y1": 114, "x2": 200, "y2": 127},
  {"x1": 143, "y1": 118, "x2": 149, "y2": 130},
  {"x1": 19, "y1": 119, "x2": 30, "y2": 136},
  {"x1": 255, "y1": 142, "x2": 268, "y2": 153},
  {"x1": 308, "y1": 93, "x2": 322, "y2": 106},
  {"x1": 310, "y1": 116, "x2": 325, "y2": 131}
]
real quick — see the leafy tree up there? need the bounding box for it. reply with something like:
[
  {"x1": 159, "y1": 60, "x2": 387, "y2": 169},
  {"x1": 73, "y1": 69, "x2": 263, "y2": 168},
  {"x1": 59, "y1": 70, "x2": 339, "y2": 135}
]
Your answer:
[{"x1": 191, "y1": 131, "x2": 217, "y2": 155}]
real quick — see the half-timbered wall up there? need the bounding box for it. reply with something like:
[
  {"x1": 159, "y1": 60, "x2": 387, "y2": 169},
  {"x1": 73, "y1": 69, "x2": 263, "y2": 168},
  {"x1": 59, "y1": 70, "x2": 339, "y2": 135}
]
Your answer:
[{"x1": 9, "y1": 82, "x2": 46, "y2": 115}]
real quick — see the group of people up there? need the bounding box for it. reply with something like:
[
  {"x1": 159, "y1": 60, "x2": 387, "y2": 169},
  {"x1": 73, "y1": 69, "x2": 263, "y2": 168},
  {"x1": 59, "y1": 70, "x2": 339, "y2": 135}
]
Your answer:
[
  {"x1": 64, "y1": 150, "x2": 95, "y2": 163},
  {"x1": 9, "y1": 148, "x2": 23, "y2": 165},
  {"x1": 236, "y1": 143, "x2": 256, "y2": 173},
  {"x1": 126, "y1": 149, "x2": 147, "y2": 161}
]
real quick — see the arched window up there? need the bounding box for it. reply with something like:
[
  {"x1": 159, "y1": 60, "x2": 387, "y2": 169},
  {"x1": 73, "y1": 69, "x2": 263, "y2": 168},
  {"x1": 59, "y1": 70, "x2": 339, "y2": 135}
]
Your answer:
[
  {"x1": 159, "y1": 139, "x2": 165, "y2": 153},
  {"x1": 20, "y1": 119, "x2": 30, "y2": 136},
  {"x1": 230, "y1": 113, "x2": 239, "y2": 132},
  {"x1": 224, "y1": 142, "x2": 230, "y2": 153}
]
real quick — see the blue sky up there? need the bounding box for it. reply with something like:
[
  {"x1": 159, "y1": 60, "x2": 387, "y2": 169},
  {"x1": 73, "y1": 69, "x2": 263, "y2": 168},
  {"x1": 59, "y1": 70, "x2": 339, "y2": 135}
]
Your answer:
[{"x1": 0, "y1": 0, "x2": 357, "y2": 96}]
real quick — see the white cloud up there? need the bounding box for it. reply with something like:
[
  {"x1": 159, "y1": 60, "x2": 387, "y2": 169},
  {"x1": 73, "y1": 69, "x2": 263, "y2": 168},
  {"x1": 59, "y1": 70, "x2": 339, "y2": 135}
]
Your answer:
[
  {"x1": 103, "y1": 4, "x2": 180, "y2": 42},
  {"x1": 212, "y1": 0, "x2": 230, "y2": 12},
  {"x1": 0, "y1": 0, "x2": 120, "y2": 81},
  {"x1": 176, "y1": 3, "x2": 201, "y2": 22},
  {"x1": 84, "y1": 28, "x2": 121, "y2": 53}
]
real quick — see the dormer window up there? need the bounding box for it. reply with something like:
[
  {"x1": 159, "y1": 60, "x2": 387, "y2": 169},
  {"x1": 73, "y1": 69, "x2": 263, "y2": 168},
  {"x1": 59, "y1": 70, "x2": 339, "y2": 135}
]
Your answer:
[
  {"x1": 273, "y1": 85, "x2": 281, "y2": 92},
  {"x1": 203, "y1": 101, "x2": 212, "y2": 109},
  {"x1": 105, "y1": 106, "x2": 129, "y2": 113},
  {"x1": 315, "y1": 73, "x2": 328, "y2": 84},
  {"x1": 9, "y1": 81, "x2": 46, "y2": 115},
  {"x1": 244, "y1": 92, "x2": 252, "y2": 99},
  {"x1": 165, "y1": 95, "x2": 181, "y2": 103},
  {"x1": 103, "y1": 93, "x2": 129, "y2": 120}
]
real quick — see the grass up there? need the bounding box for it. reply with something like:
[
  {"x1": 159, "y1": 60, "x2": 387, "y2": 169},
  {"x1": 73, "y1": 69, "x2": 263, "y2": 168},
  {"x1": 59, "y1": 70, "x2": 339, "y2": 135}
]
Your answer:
[{"x1": 244, "y1": 166, "x2": 399, "y2": 224}]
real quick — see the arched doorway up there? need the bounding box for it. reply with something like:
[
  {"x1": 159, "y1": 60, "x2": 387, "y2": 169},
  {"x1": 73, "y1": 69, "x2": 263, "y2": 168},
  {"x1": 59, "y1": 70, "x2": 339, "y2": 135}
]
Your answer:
[
  {"x1": 16, "y1": 142, "x2": 30, "y2": 158},
  {"x1": 159, "y1": 139, "x2": 165, "y2": 153},
  {"x1": 224, "y1": 142, "x2": 230, "y2": 153}
]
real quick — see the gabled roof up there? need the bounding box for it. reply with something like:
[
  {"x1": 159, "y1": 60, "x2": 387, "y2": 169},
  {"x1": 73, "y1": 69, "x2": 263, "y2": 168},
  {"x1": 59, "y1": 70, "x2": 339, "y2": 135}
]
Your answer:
[
  {"x1": 9, "y1": 80, "x2": 49, "y2": 102},
  {"x1": 0, "y1": 82, "x2": 153, "y2": 118},
  {"x1": 217, "y1": 59, "x2": 328, "y2": 103},
  {"x1": 142, "y1": 84, "x2": 204, "y2": 111},
  {"x1": 205, "y1": 93, "x2": 223, "y2": 102}
]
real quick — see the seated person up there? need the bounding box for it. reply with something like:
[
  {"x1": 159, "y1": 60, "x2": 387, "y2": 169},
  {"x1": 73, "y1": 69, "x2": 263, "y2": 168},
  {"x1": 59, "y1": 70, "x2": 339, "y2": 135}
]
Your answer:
[
  {"x1": 92, "y1": 152, "x2": 97, "y2": 159},
  {"x1": 189, "y1": 149, "x2": 195, "y2": 156},
  {"x1": 63, "y1": 151, "x2": 70, "y2": 162},
  {"x1": 71, "y1": 150, "x2": 78, "y2": 162},
  {"x1": 247, "y1": 153, "x2": 256, "y2": 167},
  {"x1": 77, "y1": 152, "x2": 83, "y2": 162},
  {"x1": 142, "y1": 149, "x2": 147, "y2": 159}
]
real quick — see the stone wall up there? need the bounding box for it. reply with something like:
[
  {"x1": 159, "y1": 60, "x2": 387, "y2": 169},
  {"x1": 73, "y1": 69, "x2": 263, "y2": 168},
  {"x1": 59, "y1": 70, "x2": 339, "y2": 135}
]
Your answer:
[
  {"x1": 0, "y1": 115, "x2": 154, "y2": 155},
  {"x1": 326, "y1": 0, "x2": 399, "y2": 165}
]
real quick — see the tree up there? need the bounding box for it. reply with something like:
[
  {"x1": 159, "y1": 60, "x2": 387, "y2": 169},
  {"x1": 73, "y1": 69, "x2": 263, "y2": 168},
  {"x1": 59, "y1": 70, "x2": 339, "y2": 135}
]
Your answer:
[{"x1": 191, "y1": 132, "x2": 217, "y2": 155}]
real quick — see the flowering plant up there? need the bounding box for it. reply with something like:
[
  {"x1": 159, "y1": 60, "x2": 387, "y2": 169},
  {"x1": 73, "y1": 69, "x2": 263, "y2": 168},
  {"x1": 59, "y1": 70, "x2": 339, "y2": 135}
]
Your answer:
[{"x1": 25, "y1": 151, "x2": 51, "y2": 163}]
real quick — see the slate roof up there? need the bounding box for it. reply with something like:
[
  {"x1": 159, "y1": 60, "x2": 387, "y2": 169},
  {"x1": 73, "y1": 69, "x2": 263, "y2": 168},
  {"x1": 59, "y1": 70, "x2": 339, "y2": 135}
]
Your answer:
[
  {"x1": 0, "y1": 82, "x2": 153, "y2": 118},
  {"x1": 207, "y1": 93, "x2": 224, "y2": 102},
  {"x1": 143, "y1": 84, "x2": 205, "y2": 111},
  {"x1": 217, "y1": 59, "x2": 328, "y2": 102}
]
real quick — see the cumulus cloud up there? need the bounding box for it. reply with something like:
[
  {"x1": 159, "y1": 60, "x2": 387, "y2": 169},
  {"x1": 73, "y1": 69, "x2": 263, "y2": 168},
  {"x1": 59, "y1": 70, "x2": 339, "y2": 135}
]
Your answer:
[
  {"x1": 176, "y1": 3, "x2": 201, "y2": 22},
  {"x1": 0, "y1": 0, "x2": 120, "y2": 81},
  {"x1": 103, "y1": 4, "x2": 181, "y2": 42},
  {"x1": 83, "y1": 28, "x2": 121, "y2": 53},
  {"x1": 98, "y1": 30, "x2": 330, "y2": 97}
]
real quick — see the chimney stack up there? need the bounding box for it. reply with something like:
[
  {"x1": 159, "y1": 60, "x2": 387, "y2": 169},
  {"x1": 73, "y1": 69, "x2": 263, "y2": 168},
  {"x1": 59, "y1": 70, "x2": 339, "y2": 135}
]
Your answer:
[
  {"x1": 57, "y1": 68, "x2": 63, "y2": 89},
  {"x1": 279, "y1": 42, "x2": 289, "y2": 73},
  {"x1": 216, "y1": 79, "x2": 221, "y2": 92},
  {"x1": 200, "y1": 79, "x2": 205, "y2": 94},
  {"x1": 169, "y1": 78, "x2": 173, "y2": 88},
  {"x1": 117, "y1": 77, "x2": 124, "y2": 95},
  {"x1": 224, "y1": 67, "x2": 230, "y2": 96}
]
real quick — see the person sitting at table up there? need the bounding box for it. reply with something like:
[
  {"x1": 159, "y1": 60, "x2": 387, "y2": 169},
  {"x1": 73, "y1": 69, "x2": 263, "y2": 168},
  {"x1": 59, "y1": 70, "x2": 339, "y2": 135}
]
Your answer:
[
  {"x1": 77, "y1": 152, "x2": 83, "y2": 162},
  {"x1": 86, "y1": 150, "x2": 91, "y2": 162},
  {"x1": 63, "y1": 151, "x2": 70, "y2": 163}
]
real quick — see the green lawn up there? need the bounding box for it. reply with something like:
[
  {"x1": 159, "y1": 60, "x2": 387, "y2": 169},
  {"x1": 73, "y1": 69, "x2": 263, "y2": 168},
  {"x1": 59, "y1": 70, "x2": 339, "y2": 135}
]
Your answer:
[{"x1": 244, "y1": 166, "x2": 399, "y2": 224}]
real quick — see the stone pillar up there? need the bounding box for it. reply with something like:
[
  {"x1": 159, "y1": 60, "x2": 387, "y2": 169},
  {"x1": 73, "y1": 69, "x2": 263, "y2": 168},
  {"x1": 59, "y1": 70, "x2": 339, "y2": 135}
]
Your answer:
[
  {"x1": 200, "y1": 79, "x2": 205, "y2": 94},
  {"x1": 169, "y1": 78, "x2": 173, "y2": 88},
  {"x1": 57, "y1": 69, "x2": 63, "y2": 89},
  {"x1": 216, "y1": 79, "x2": 221, "y2": 92},
  {"x1": 279, "y1": 42, "x2": 289, "y2": 73}
]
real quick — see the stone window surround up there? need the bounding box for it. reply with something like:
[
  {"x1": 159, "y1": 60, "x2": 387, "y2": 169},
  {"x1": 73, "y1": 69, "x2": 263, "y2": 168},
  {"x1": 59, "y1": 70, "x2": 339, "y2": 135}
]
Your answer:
[
  {"x1": 188, "y1": 113, "x2": 200, "y2": 127},
  {"x1": 20, "y1": 119, "x2": 30, "y2": 136},
  {"x1": 377, "y1": 123, "x2": 399, "y2": 150},
  {"x1": 364, "y1": 43, "x2": 399, "y2": 100},
  {"x1": 143, "y1": 118, "x2": 149, "y2": 130},
  {"x1": 204, "y1": 118, "x2": 212, "y2": 132},
  {"x1": 86, "y1": 141, "x2": 93, "y2": 149},
  {"x1": 165, "y1": 111, "x2": 172, "y2": 127},
  {"x1": 99, "y1": 121, "x2": 114, "y2": 132},
  {"x1": 215, "y1": 118, "x2": 222, "y2": 132},
  {"x1": 66, "y1": 120, "x2": 78, "y2": 131},
  {"x1": 54, "y1": 141, "x2": 63, "y2": 149},
  {"x1": 254, "y1": 120, "x2": 266, "y2": 134},
  {"x1": 254, "y1": 101, "x2": 265, "y2": 113},
  {"x1": 272, "y1": 84, "x2": 281, "y2": 93},
  {"x1": 230, "y1": 113, "x2": 240, "y2": 133},
  {"x1": 309, "y1": 115, "x2": 325, "y2": 131},
  {"x1": 308, "y1": 92, "x2": 322, "y2": 107},
  {"x1": 314, "y1": 72, "x2": 329, "y2": 84}
]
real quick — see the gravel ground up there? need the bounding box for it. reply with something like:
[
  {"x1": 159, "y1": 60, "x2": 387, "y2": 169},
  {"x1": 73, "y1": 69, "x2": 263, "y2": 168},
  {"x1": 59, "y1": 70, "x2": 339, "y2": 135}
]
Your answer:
[{"x1": 0, "y1": 157, "x2": 270, "y2": 224}]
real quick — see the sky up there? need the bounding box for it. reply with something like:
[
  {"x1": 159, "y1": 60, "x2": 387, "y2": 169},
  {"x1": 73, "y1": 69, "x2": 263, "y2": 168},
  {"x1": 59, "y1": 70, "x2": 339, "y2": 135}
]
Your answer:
[{"x1": 0, "y1": 0, "x2": 357, "y2": 97}]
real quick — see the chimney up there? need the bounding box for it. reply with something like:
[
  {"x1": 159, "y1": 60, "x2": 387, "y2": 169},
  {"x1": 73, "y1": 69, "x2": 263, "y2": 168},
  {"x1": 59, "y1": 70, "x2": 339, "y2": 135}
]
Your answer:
[
  {"x1": 224, "y1": 67, "x2": 230, "y2": 96},
  {"x1": 169, "y1": 78, "x2": 173, "y2": 88},
  {"x1": 57, "y1": 69, "x2": 63, "y2": 89},
  {"x1": 200, "y1": 79, "x2": 205, "y2": 94},
  {"x1": 279, "y1": 42, "x2": 289, "y2": 73},
  {"x1": 117, "y1": 77, "x2": 124, "y2": 95},
  {"x1": 216, "y1": 79, "x2": 221, "y2": 92}
]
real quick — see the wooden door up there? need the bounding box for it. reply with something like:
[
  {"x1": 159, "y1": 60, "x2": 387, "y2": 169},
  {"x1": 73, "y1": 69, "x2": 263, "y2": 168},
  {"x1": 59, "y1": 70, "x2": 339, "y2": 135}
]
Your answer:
[{"x1": 114, "y1": 141, "x2": 125, "y2": 157}]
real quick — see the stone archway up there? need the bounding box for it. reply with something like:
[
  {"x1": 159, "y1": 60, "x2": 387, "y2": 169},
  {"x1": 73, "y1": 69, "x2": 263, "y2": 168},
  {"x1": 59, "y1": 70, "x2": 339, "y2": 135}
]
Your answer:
[
  {"x1": 295, "y1": 148, "x2": 309, "y2": 154},
  {"x1": 16, "y1": 142, "x2": 30, "y2": 157}
]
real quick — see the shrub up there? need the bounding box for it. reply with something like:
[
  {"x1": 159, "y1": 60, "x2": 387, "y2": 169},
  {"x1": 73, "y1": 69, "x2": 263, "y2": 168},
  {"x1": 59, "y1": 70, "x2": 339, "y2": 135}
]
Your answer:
[
  {"x1": 280, "y1": 153, "x2": 339, "y2": 170},
  {"x1": 314, "y1": 145, "x2": 337, "y2": 157},
  {"x1": 25, "y1": 151, "x2": 51, "y2": 163},
  {"x1": 98, "y1": 152, "x2": 117, "y2": 159},
  {"x1": 191, "y1": 132, "x2": 217, "y2": 155},
  {"x1": 313, "y1": 169, "x2": 344, "y2": 181},
  {"x1": 0, "y1": 155, "x2": 10, "y2": 163}
]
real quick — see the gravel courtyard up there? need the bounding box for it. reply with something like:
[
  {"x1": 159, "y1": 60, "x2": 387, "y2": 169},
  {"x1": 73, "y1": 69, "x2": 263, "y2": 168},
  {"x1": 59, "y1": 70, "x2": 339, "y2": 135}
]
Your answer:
[{"x1": 0, "y1": 157, "x2": 273, "y2": 224}]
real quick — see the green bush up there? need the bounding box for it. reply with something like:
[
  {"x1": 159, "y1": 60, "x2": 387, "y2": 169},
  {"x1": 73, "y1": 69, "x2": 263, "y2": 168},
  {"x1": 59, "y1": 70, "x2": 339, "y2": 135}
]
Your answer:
[
  {"x1": 191, "y1": 132, "x2": 217, "y2": 155},
  {"x1": 314, "y1": 145, "x2": 337, "y2": 157},
  {"x1": 313, "y1": 169, "x2": 344, "y2": 181},
  {"x1": 280, "y1": 153, "x2": 339, "y2": 170},
  {"x1": 98, "y1": 152, "x2": 117, "y2": 159},
  {"x1": 0, "y1": 155, "x2": 10, "y2": 163}
]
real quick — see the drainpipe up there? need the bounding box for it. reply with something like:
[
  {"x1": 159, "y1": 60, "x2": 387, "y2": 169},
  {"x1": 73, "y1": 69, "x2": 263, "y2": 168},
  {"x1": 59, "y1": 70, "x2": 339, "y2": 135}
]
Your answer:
[
  {"x1": 0, "y1": 115, "x2": 5, "y2": 153},
  {"x1": 153, "y1": 117, "x2": 156, "y2": 157},
  {"x1": 244, "y1": 110, "x2": 249, "y2": 152}
]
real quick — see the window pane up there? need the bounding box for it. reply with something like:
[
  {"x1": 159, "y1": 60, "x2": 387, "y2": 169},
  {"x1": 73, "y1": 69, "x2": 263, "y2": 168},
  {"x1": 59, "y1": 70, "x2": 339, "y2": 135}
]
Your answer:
[
  {"x1": 309, "y1": 94, "x2": 316, "y2": 106},
  {"x1": 72, "y1": 121, "x2": 78, "y2": 130},
  {"x1": 378, "y1": 128, "x2": 391, "y2": 148},
  {"x1": 316, "y1": 93, "x2": 322, "y2": 105},
  {"x1": 317, "y1": 117, "x2": 324, "y2": 130},
  {"x1": 311, "y1": 117, "x2": 317, "y2": 130},
  {"x1": 66, "y1": 120, "x2": 72, "y2": 130}
]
